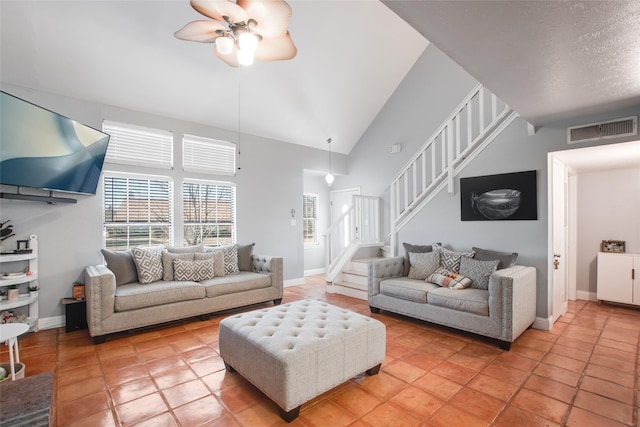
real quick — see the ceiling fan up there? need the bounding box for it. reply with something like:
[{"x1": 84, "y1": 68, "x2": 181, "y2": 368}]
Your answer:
[{"x1": 175, "y1": 0, "x2": 297, "y2": 67}]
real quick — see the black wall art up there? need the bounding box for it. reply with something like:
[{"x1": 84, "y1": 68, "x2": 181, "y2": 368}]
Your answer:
[{"x1": 460, "y1": 170, "x2": 537, "y2": 221}]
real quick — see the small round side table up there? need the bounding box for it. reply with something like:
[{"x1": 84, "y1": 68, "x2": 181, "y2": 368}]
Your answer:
[{"x1": 0, "y1": 323, "x2": 29, "y2": 381}]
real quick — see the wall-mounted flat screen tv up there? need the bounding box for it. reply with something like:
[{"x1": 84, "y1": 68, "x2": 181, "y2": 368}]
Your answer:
[{"x1": 0, "y1": 91, "x2": 110, "y2": 195}]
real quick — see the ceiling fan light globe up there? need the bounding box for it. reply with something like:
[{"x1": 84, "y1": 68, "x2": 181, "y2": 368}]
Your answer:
[
  {"x1": 238, "y1": 48, "x2": 255, "y2": 66},
  {"x1": 216, "y1": 36, "x2": 234, "y2": 55},
  {"x1": 238, "y1": 32, "x2": 259, "y2": 52}
]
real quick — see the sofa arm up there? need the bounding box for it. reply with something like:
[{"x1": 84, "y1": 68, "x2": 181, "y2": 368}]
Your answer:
[
  {"x1": 84, "y1": 265, "x2": 117, "y2": 337},
  {"x1": 251, "y1": 255, "x2": 283, "y2": 291},
  {"x1": 488, "y1": 265, "x2": 537, "y2": 342},
  {"x1": 367, "y1": 256, "x2": 405, "y2": 297}
]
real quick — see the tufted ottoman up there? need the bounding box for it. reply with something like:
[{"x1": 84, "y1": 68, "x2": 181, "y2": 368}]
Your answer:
[{"x1": 219, "y1": 299, "x2": 386, "y2": 422}]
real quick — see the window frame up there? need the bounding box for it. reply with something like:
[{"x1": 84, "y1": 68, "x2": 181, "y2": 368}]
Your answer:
[
  {"x1": 182, "y1": 179, "x2": 237, "y2": 247},
  {"x1": 303, "y1": 193, "x2": 319, "y2": 246}
]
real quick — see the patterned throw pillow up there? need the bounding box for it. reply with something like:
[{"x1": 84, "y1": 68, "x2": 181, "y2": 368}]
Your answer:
[
  {"x1": 427, "y1": 267, "x2": 473, "y2": 290},
  {"x1": 173, "y1": 258, "x2": 215, "y2": 282},
  {"x1": 408, "y1": 251, "x2": 440, "y2": 280},
  {"x1": 194, "y1": 251, "x2": 225, "y2": 277},
  {"x1": 460, "y1": 256, "x2": 499, "y2": 290},
  {"x1": 131, "y1": 247, "x2": 164, "y2": 284},
  {"x1": 205, "y1": 244, "x2": 239, "y2": 275},
  {"x1": 432, "y1": 244, "x2": 475, "y2": 273},
  {"x1": 162, "y1": 251, "x2": 194, "y2": 281}
]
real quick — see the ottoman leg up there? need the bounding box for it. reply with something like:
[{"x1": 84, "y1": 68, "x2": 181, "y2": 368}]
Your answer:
[
  {"x1": 279, "y1": 406, "x2": 300, "y2": 423},
  {"x1": 366, "y1": 363, "x2": 381, "y2": 376},
  {"x1": 223, "y1": 361, "x2": 235, "y2": 373}
]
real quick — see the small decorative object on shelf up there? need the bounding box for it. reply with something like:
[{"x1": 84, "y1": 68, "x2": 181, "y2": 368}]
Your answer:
[
  {"x1": 601, "y1": 240, "x2": 625, "y2": 253},
  {"x1": 7, "y1": 286, "x2": 18, "y2": 301},
  {"x1": 28, "y1": 284, "x2": 39, "y2": 298},
  {"x1": 73, "y1": 283, "x2": 85, "y2": 300}
]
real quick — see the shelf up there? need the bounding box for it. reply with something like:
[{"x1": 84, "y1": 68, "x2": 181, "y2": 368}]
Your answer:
[
  {"x1": 0, "y1": 253, "x2": 36, "y2": 263},
  {"x1": 0, "y1": 293, "x2": 37, "y2": 310},
  {"x1": 0, "y1": 273, "x2": 38, "y2": 287}
]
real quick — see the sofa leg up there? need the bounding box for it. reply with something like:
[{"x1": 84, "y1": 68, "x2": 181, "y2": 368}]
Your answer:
[
  {"x1": 366, "y1": 363, "x2": 381, "y2": 376},
  {"x1": 93, "y1": 336, "x2": 106, "y2": 345},
  {"x1": 499, "y1": 340, "x2": 511, "y2": 351},
  {"x1": 224, "y1": 361, "x2": 235, "y2": 373},
  {"x1": 273, "y1": 298, "x2": 283, "y2": 305},
  {"x1": 279, "y1": 406, "x2": 300, "y2": 423},
  {"x1": 369, "y1": 306, "x2": 380, "y2": 314}
]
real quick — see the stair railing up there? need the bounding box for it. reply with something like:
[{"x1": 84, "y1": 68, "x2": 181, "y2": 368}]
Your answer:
[{"x1": 390, "y1": 84, "x2": 517, "y2": 254}]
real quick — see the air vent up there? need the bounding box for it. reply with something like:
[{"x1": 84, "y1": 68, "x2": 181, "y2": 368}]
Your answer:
[{"x1": 567, "y1": 116, "x2": 637, "y2": 144}]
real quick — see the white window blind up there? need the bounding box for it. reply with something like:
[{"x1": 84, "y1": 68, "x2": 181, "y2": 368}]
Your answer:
[
  {"x1": 183, "y1": 134, "x2": 236, "y2": 175},
  {"x1": 183, "y1": 180, "x2": 236, "y2": 246},
  {"x1": 103, "y1": 174, "x2": 173, "y2": 249},
  {"x1": 303, "y1": 193, "x2": 319, "y2": 244},
  {"x1": 103, "y1": 120, "x2": 173, "y2": 169}
]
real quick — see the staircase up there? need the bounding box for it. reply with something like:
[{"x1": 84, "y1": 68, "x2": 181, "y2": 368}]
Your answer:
[{"x1": 329, "y1": 256, "x2": 379, "y2": 300}]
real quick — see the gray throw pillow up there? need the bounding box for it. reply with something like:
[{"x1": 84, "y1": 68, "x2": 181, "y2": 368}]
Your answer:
[
  {"x1": 162, "y1": 251, "x2": 194, "y2": 281},
  {"x1": 131, "y1": 247, "x2": 164, "y2": 284},
  {"x1": 101, "y1": 249, "x2": 138, "y2": 286},
  {"x1": 460, "y1": 256, "x2": 499, "y2": 290},
  {"x1": 237, "y1": 243, "x2": 255, "y2": 271},
  {"x1": 408, "y1": 251, "x2": 440, "y2": 280},
  {"x1": 167, "y1": 244, "x2": 205, "y2": 254},
  {"x1": 472, "y1": 247, "x2": 518, "y2": 270},
  {"x1": 402, "y1": 242, "x2": 440, "y2": 276}
]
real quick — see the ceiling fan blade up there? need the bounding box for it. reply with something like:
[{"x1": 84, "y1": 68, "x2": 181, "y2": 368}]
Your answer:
[
  {"x1": 174, "y1": 20, "x2": 227, "y2": 42},
  {"x1": 255, "y1": 32, "x2": 297, "y2": 61},
  {"x1": 237, "y1": 0, "x2": 292, "y2": 38},
  {"x1": 190, "y1": 0, "x2": 247, "y2": 23}
]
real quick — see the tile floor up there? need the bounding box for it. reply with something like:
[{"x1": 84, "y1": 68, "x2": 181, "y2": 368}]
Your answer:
[{"x1": 3, "y1": 275, "x2": 639, "y2": 426}]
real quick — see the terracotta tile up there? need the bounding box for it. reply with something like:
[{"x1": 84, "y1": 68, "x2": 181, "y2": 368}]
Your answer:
[
  {"x1": 549, "y1": 343, "x2": 591, "y2": 362},
  {"x1": 145, "y1": 354, "x2": 185, "y2": 375},
  {"x1": 353, "y1": 371, "x2": 406, "y2": 400},
  {"x1": 360, "y1": 401, "x2": 422, "y2": 426},
  {"x1": 172, "y1": 395, "x2": 227, "y2": 426},
  {"x1": 388, "y1": 385, "x2": 444, "y2": 419},
  {"x1": 190, "y1": 354, "x2": 226, "y2": 377},
  {"x1": 494, "y1": 405, "x2": 561, "y2": 427},
  {"x1": 201, "y1": 369, "x2": 245, "y2": 393},
  {"x1": 57, "y1": 376, "x2": 106, "y2": 403},
  {"x1": 467, "y1": 373, "x2": 519, "y2": 402},
  {"x1": 58, "y1": 363, "x2": 103, "y2": 386},
  {"x1": 509, "y1": 342, "x2": 546, "y2": 361},
  {"x1": 102, "y1": 353, "x2": 143, "y2": 371},
  {"x1": 393, "y1": 331, "x2": 434, "y2": 349},
  {"x1": 383, "y1": 358, "x2": 427, "y2": 383},
  {"x1": 593, "y1": 343, "x2": 636, "y2": 363},
  {"x1": 299, "y1": 399, "x2": 357, "y2": 427},
  {"x1": 533, "y1": 363, "x2": 581, "y2": 387},
  {"x1": 449, "y1": 387, "x2": 505, "y2": 423},
  {"x1": 552, "y1": 336, "x2": 595, "y2": 353},
  {"x1": 514, "y1": 335, "x2": 554, "y2": 352},
  {"x1": 97, "y1": 344, "x2": 136, "y2": 361},
  {"x1": 181, "y1": 344, "x2": 217, "y2": 363},
  {"x1": 136, "y1": 345, "x2": 178, "y2": 363},
  {"x1": 115, "y1": 392, "x2": 169, "y2": 425},
  {"x1": 168, "y1": 335, "x2": 205, "y2": 353},
  {"x1": 541, "y1": 352, "x2": 586, "y2": 373},
  {"x1": 63, "y1": 409, "x2": 116, "y2": 427},
  {"x1": 235, "y1": 399, "x2": 289, "y2": 427},
  {"x1": 417, "y1": 341, "x2": 459, "y2": 359},
  {"x1": 56, "y1": 390, "x2": 110, "y2": 426},
  {"x1": 482, "y1": 362, "x2": 529, "y2": 386},
  {"x1": 431, "y1": 360, "x2": 477, "y2": 384},
  {"x1": 133, "y1": 337, "x2": 170, "y2": 353},
  {"x1": 214, "y1": 383, "x2": 266, "y2": 412},
  {"x1": 584, "y1": 364, "x2": 635, "y2": 388},
  {"x1": 428, "y1": 403, "x2": 489, "y2": 427},
  {"x1": 566, "y1": 406, "x2": 629, "y2": 427},
  {"x1": 524, "y1": 374, "x2": 576, "y2": 404},
  {"x1": 511, "y1": 389, "x2": 569, "y2": 424},
  {"x1": 589, "y1": 353, "x2": 635, "y2": 372},
  {"x1": 130, "y1": 412, "x2": 178, "y2": 427},
  {"x1": 400, "y1": 349, "x2": 444, "y2": 371},
  {"x1": 161, "y1": 378, "x2": 210, "y2": 408},
  {"x1": 152, "y1": 364, "x2": 197, "y2": 390},
  {"x1": 580, "y1": 376, "x2": 634, "y2": 405},
  {"x1": 496, "y1": 352, "x2": 539, "y2": 372},
  {"x1": 110, "y1": 377, "x2": 158, "y2": 406},
  {"x1": 58, "y1": 353, "x2": 101, "y2": 372},
  {"x1": 104, "y1": 363, "x2": 149, "y2": 388},
  {"x1": 381, "y1": 340, "x2": 412, "y2": 359},
  {"x1": 413, "y1": 372, "x2": 462, "y2": 401},
  {"x1": 447, "y1": 351, "x2": 491, "y2": 372},
  {"x1": 329, "y1": 383, "x2": 383, "y2": 417},
  {"x1": 573, "y1": 390, "x2": 633, "y2": 425}
]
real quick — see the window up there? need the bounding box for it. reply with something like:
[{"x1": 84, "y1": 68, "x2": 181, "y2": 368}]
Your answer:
[
  {"x1": 183, "y1": 180, "x2": 236, "y2": 247},
  {"x1": 183, "y1": 134, "x2": 236, "y2": 176},
  {"x1": 103, "y1": 174, "x2": 173, "y2": 250},
  {"x1": 103, "y1": 120, "x2": 173, "y2": 169},
  {"x1": 303, "y1": 193, "x2": 319, "y2": 244}
]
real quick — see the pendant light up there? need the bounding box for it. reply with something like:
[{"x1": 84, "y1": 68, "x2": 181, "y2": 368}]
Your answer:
[{"x1": 325, "y1": 138, "x2": 334, "y2": 186}]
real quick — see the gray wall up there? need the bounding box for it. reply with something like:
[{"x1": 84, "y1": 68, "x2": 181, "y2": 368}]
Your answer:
[
  {"x1": 0, "y1": 82, "x2": 347, "y2": 321},
  {"x1": 334, "y1": 44, "x2": 640, "y2": 321}
]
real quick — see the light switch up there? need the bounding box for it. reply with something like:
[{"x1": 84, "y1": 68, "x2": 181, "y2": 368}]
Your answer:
[{"x1": 290, "y1": 219, "x2": 296, "y2": 226}]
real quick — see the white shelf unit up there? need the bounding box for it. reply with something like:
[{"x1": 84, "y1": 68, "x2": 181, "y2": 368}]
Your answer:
[
  {"x1": 597, "y1": 251, "x2": 640, "y2": 306},
  {"x1": 0, "y1": 235, "x2": 39, "y2": 330}
]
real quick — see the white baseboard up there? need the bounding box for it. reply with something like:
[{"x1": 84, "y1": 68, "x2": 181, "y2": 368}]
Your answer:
[
  {"x1": 304, "y1": 268, "x2": 325, "y2": 277},
  {"x1": 284, "y1": 277, "x2": 305, "y2": 288},
  {"x1": 532, "y1": 316, "x2": 552, "y2": 331},
  {"x1": 37, "y1": 315, "x2": 64, "y2": 330},
  {"x1": 575, "y1": 290, "x2": 597, "y2": 301}
]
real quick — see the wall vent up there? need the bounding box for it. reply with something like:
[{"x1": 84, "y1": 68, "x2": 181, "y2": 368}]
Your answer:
[{"x1": 567, "y1": 116, "x2": 637, "y2": 144}]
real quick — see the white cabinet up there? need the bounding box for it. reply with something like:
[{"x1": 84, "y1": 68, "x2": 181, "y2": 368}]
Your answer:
[
  {"x1": 0, "y1": 235, "x2": 39, "y2": 329},
  {"x1": 597, "y1": 252, "x2": 639, "y2": 306}
]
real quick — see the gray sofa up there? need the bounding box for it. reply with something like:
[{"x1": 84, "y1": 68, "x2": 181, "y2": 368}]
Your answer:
[
  {"x1": 84, "y1": 244, "x2": 283, "y2": 343},
  {"x1": 367, "y1": 244, "x2": 536, "y2": 350}
]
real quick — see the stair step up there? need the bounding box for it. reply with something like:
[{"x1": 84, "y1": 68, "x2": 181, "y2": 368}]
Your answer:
[
  {"x1": 333, "y1": 282, "x2": 368, "y2": 301},
  {"x1": 341, "y1": 273, "x2": 367, "y2": 286},
  {"x1": 349, "y1": 257, "x2": 384, "y2": 274},
  {"x1": 335, "y1": 280, "x2": 367, "y2": 292}
]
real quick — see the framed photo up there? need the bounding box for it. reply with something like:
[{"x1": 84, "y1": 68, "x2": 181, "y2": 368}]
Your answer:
[
  {"x1": 601, "y1": 240, "x2": 625, "y2": 253},
  {"x1": 460, "y1": 170, "x2": 537, "y2": 221}
]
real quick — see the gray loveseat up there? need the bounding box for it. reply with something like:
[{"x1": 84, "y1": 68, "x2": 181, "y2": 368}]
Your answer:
[
  {"x1": 367, "y1": 243, "x2": 536, "y2": 350},
  {"x1": 84, "y1": 243, "x2": 283, "y2": 343}
]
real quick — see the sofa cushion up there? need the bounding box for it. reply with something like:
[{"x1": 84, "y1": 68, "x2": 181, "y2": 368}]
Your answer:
[
  {"x1": 237, "y1": 243, "x2": 255, "y2": 271},
  {"x1": 162, "y1": 252, "x2": 194, "y2": 281},
  {"x1": 380, "y1": 277, "x2": 440, "y2": 303},
  {"x1": 402, "y1": 242, "x2": 440, "y2": 276},
  {"x1": 174, "y1": 258, "x2": 216, "y2": 282},
  {"x1": 427, "y1": 267, "x2": 473, "y2": 290},
  {"x1": 115, "y1": 280, "x2": 206, "y2": 312},
  {"x1": 432, "y1": 244, "x2": 475, "y2": 272},
  {"x1": 200, "y1": 272, "x2": 272, "y2": 298},
  {"x1": 472, "y1": 247, "x2": 518, "y2": 270},
  {"x1": 408, "y1": 251, "x2": 440, "y2": 280},
  {"x1": 194, "y1": 251, "x2": 225, "y2": 277},
  {"x1": 427, "y1": 287, "x2": 490, "y2": 316},
  {"x1": 101, "y1": 249, "x2": 138, "y2": 286},
  {"x1": 131, "y1": 247, "x2": 164, "y2": 284},
  {"x1": 460, "y1": 257, "x2": 499, "y2": 290}
]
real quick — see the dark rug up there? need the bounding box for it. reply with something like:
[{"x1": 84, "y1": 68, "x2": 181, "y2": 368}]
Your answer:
[{"x1": 0, "y1": 371, "x2": 53, "y2": 426}]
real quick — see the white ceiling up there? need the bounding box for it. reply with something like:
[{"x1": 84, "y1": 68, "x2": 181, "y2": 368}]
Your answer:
[{"x1": 0, "y1": 0, "x2": 428, "y2": 155}]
